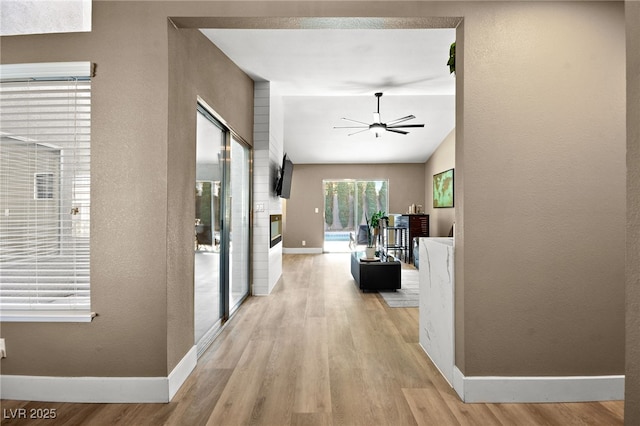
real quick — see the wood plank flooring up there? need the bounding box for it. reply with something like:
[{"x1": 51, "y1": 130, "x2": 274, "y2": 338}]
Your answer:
[{"x1": 0, "y1": 253, "x2": 624, "y2": 425}]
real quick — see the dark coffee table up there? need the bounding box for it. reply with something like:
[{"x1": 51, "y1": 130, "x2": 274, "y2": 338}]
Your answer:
[{"x1": 350, "y1": 251, "x2": 401, "y2": 292}]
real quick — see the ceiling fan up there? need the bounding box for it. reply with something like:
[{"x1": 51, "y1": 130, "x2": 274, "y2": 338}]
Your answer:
[{"x1": 334, "y1": 92, "x2": 425, "y2": 138}]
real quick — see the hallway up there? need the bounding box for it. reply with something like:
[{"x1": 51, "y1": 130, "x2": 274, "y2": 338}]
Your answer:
[{"x1": 1, "y1": 254, "x2": 624, "y2": 425}]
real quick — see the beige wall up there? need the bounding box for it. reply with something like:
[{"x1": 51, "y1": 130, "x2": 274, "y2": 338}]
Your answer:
[
  {"x1": 0, "y1": 2, "x2": 254, "y2": 376},
  {"x1": 0, "y1": 0, "x2": 631, "y2": 400},
  {"x1": 457, "y1": 1, "x2": 625, "y2": 376},
  {"x1": 166, "y1": 26, "x2": 254, "y2": 370},
  {"x1": 0, "y1": 2, "x2": 171, "y2": 377},
  {"x1": 626, "y1": 1, "x2": 640, "y2": 422},
  {"x1": 425, "y1": 129, "x2": 455, "y2": 237},
  {"x1": 284, "y1": 163, "x2": 426, "y2": 249}
]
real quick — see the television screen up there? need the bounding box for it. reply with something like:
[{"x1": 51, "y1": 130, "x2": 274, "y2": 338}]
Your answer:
[
  {"x1": 433, "y1": 168, "x2": 454, "y2": 208},
  {"x1": 276, "y1": 154, "x2": 294, "y2": 199}
]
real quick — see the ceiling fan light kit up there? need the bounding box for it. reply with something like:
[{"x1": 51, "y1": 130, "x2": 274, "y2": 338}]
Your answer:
[{"x1": 334, "y1": 92, "x2": 425, "y2": 138}]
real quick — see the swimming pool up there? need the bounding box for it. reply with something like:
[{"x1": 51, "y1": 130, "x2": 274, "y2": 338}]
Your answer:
[{"x1": 324, "y1": 232, "x2": 351, "y2": 241}]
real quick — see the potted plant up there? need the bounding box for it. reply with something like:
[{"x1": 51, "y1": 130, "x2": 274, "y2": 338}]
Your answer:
[
  {"x1": 364, "y1": 213, "x2": 376, "y2": 258},
  {"x1": 370, "y1": 210, "x2": 386, "y2": 229},
  {"x1": 447, "y1": 41, "x2": 456, "y2": 75},
  {"x1": 365, "y1": 211, "x2": 386, "y2": 258}
]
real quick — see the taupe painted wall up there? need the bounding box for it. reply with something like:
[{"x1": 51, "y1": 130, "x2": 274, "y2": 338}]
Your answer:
[
  {"x1": 626, "y1": 1, "x2": 640, "y2": 422},
  {"x1": 425, "y1": 129, "x2": 455, "y2": 237},
  {"x1": 0, "y1": 2, "x2": 253, "y2": 376},
  {"x1": 456, "y1": 1, "x2": 625, "y2": 376},
  {"x1": 1, "y1": 2, "x2": 171, "y2": 377},
  {"x1": 166, "y1": 26, "x2": 254, "y2": 370},
  {"x1": 284, "y1": 163, "x2": 426, "y2": 249},
  {"x1": 0, "y1": 1, "x2": 630, "y2": 399}
]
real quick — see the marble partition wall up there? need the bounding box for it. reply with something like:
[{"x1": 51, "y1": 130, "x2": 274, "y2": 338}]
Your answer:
[{"x1": 419, "y1": 237, "x2": 455, "y2": 386}]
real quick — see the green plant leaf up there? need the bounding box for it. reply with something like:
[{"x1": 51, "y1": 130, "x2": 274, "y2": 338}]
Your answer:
[{"x1": 448, "y1": 41, "x2": 456, "y2": 74}]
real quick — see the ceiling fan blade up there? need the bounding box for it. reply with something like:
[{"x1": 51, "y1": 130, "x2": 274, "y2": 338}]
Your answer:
[
  {"x1": 386, "y1": 128, "x2": 408, "y2": 135},
  {"x1": 387, "y1": 124, "x2": 425, "y2": 129},
  {"x1": 341, "y1": 117, "x2": 370, "y2": 126},
  {"x1": 337, "y1": 94, "x2": 422, "y2": 137},
  {"x1": 348, "y1": 128, "x2": 371, "y2": 136},
  {"x1": 387, "y1": 115, "x2": 416, "y2": 126}
]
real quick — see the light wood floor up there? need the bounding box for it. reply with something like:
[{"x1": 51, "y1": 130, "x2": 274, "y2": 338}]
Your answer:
[{"x1": 1, "y1": 253, "x2": 624, "y2": 425}]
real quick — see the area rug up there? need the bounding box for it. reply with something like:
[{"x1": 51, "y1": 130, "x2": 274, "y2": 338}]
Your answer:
[{"x1": 379, "y1": 267, "x2": 419, "y2": 308}]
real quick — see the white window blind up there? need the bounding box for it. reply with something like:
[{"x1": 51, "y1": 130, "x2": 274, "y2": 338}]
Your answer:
[{"x1": 0, "y1": 62, "x2": 92, "y2": 321}]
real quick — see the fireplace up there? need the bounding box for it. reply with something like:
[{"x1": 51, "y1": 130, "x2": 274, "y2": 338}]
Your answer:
[{"x1": 270, "y1": 214, "x2": 282, "y2": 247}]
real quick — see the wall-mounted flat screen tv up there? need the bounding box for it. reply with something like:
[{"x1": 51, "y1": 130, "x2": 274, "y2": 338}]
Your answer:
[
  {"x1": 276, "y1": 154, "x2": 294, "y2": 199},
  {"x1": 433, "y1": 168, "x2": 454, "y2": 208}
]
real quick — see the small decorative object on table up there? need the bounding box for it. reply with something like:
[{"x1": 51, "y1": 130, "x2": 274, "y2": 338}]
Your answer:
[
  {"x1": 360, "y1": 256, "x2": 379, "y2": 262},
  {"x1": 365, "y1": 246, "x2": 376, "y2": 259}
]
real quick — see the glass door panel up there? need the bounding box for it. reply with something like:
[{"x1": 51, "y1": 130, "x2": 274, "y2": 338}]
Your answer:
[
  {"x1": 229, "y1": 137, "x2": 250, "y2": 312},
  {"x1": 194, "y1": 109, "x2": 224, "y2": 352},
  {"x1": 323, "y1": 180, "x2": 355, "y2": 252}
]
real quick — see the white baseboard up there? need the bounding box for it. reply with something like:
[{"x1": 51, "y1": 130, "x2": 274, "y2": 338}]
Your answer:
[
  {"x1": 453, "y1": 365, "x2": 465, "y2": 398},
  {"x1": 452, "y1": 366, "x2": 624, "y2": 403},
  {"x1": 282, "y1": 247, "x2": 322, "y2": 254},
  {"x1": 0, "y1": 345, "x2": 197, "y2": 403},
  {"x1": 168, "y1": 345, "x2": 197, "y2": 400}
]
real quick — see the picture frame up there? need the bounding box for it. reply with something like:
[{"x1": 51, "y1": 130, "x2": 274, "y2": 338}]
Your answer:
[{"x1": 433, "y1": 168, "x2": 454, "y2": 208}]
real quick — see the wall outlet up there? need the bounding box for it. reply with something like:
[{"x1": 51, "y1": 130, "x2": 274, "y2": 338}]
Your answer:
[
  {"x1": 302, "y1": 240, "x2": 306, "y2": 246},
  {"x1": 0, "y1": 338, "x2": 6, "y2": 358},
  {"x1": 314, "y1": 207, "x2": 319, "y2": 213}
]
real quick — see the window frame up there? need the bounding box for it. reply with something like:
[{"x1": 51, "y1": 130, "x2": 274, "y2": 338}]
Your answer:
[{"x1": 0, "y1": 62, "x2": 94, "y2": 322}]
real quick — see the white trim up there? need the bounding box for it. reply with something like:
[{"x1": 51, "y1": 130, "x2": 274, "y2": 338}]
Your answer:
[
  {"x1": 0, "y1": 375, "x2": 168, "y2": 403},
  {"x1": 0, "y1": 346, "x2": 197, "y2": 403},
  {"x1": 0, "y1": 311, "x2": 95, "y2": 323},
  {"x1": 168, "y1": 345, "x2": 197, "y2": 400},
  {"x1": 452, "y1": 366, "x2": 624, "y2": 403},
  {"x1": 283, "y1": 247, "x2": 323, "y2": 254},
  {"x1": 453, "y1": 365, "x2": 465, "y2": 398},
  {"x1": 0, "y1": 62, "x2": 91, "y2": 80}
]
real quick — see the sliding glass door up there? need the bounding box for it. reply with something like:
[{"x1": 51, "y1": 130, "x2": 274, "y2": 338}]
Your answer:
[
  {"x1": 323, "y1": 179, "x2": 388, "y2": 252},
  {"x1": 195, "y1": 105, "x2": 251, "y2": 356}
]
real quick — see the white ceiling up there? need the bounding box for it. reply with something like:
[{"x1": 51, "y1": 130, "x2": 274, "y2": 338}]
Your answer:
[{"x1": 200, "y1": 28, "x2": 456, "y2": 164}]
